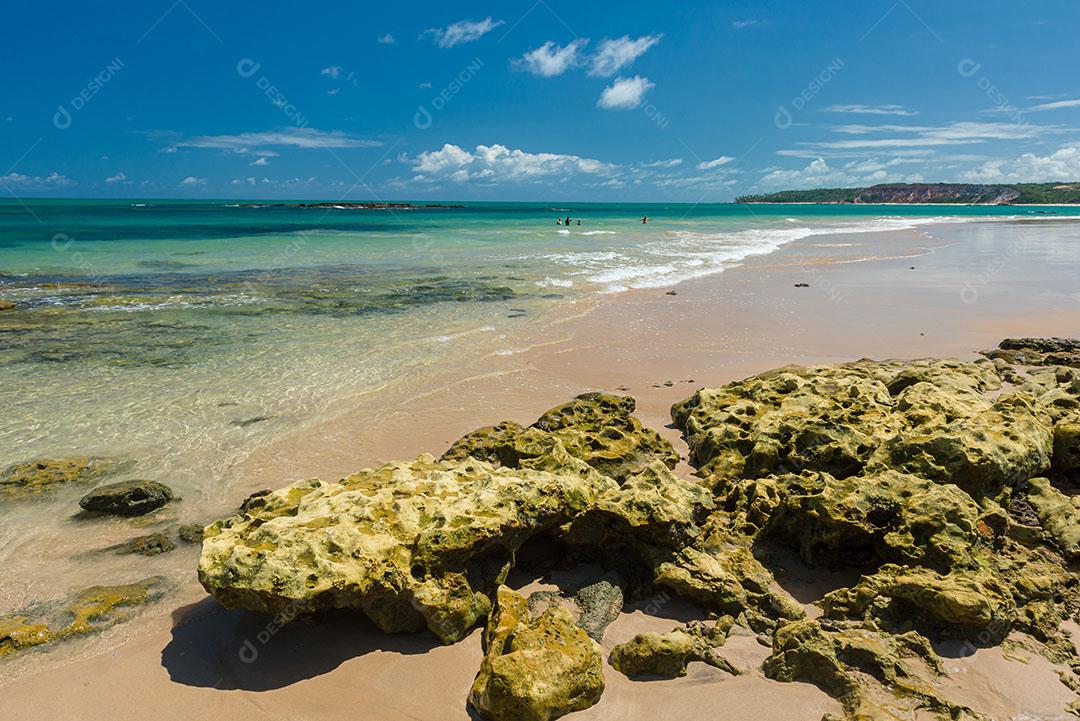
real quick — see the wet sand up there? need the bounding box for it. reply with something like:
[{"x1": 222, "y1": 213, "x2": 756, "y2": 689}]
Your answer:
[{"x1": 4, "y1": 219, "x2": 1080, "y2": 720}]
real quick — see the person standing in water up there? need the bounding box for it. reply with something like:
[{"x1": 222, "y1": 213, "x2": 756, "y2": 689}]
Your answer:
[
  {"x1": 641, "y1": 216, "x2": 649, "y2": 224},
  {"x1": 565, "y1": 215, "x2": 571, "y2": 226}
]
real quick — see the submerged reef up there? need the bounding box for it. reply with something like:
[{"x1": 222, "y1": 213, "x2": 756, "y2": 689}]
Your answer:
[{"x1": 194, "y1": 339, "x2": 1080, "y2": 720}]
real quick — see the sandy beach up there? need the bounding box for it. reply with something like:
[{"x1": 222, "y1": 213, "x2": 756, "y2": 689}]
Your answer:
[{"x1": 4, "y1": 218, "x2": 1080, "y2": 721}]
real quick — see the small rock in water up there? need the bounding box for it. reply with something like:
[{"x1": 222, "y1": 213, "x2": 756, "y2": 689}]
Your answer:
[
  {"x1": 794, "y1": 283, "x2": 810, "y2": 288},
  {"x1": 1, "y1": 457, "x2": 128, "y2": 500},
  {"x1": 0, "y1": 300, "x2": 16, "y2": 311},
  {"x1": 177, "y1": 523, "x2": 205, "y2": 544},
  {"x1": 232, "y1": 415, "x2": 271, "y2": 427},
  {"x1": 116, "y1": 531, "x2": 176, "y2": 557},
  {"x1": 665, "y1": 290, "x2": 678, "y2": 296},
  {"x1": 507, "y1": 309, "x2": 527, "y2": 318},
  {"x1": 79, "y1": 480, "x2": 175, "y2": 517}
]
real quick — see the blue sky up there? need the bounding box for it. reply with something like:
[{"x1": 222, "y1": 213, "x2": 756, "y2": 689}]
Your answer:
[{"x1": 2, "y1": 0, "x2": 1079, "y2": 201}]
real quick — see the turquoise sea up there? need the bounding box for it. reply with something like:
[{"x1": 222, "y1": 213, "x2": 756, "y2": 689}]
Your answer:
[
  {"x1": 2, "y1": 198, "x2": 1079, "y2": 663},
  {"x1": 3, "y1": 199, "x2": 1079, "y2": 469}
]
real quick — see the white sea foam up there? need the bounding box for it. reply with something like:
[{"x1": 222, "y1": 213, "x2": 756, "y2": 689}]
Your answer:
[
  {"x1": 580, "y1": 230, "x2": 617, "y2": 236},
  {"x1": 536, "y1": 276, "x2": 574, "y2": 288},
  {"x1": 544, "y1": 215, "x2": 965, "y2": 293}
]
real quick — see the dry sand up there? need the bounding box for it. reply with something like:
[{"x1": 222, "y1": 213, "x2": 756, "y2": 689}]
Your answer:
[{"x1": 4, "y1": 219, "x2": 1080, "y2": 720}]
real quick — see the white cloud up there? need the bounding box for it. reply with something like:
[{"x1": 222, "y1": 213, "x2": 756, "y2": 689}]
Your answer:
[
  {"x1": 377, "y1": 33, "x2": 396, "y2": 45},
  {"x1": 250, "y1": 157, "x2": 270, "y2": 166},
  {"x1": 327, "y1": 88, "x2": 340, "y2": 96},
  {"x1": 597, "y1": 75, "x2": 654, "y2": 110},
  {"x1": 230, "y1": 177, "x2": 257, "y2": 186},
  {"x1": 412, "y1": 143, "x2": 613, "y2": 183},
  {"x1": 1027, "y1": 98, "x2": 1080, "y2": 112},
  {"x1": 179, "y1": 176, "x2": 207, "y2": 187},
  {"x1": 321, "y1": 66, "x2": 342, "y2": 79},
  {"x1": 805, "y1": 121, "x2": 1063, "y2": 150},
  {"x1": 518, "y1": 39, "x2": 589, "y2": 77},
  {"x1": 174, "y1": 128, "x2": 382, "y2": 151},
  {"x1": 1, "y1": 171, "x2": 74, "y2": 188},
  {"x1": 589, "y1": 35, "x2": 661, "y2": 77},
  {"x1": 418, "y1": 82, "x2": 432, "y2": 89},
  {"x1": 640, "y1": 158, "x2": 684, "y2": 168},
  {"x1": 826, "y1": 104, "x2": 918, "y2": 116},
  {"x1": 697, "y1": 156, "x2": 735, "y2": 170},
  {"x1": 757, "y1": 157, "x2": 924, "y2": 190},
  {"x1": 105, "y1": 171, "x2": 128, "y2": 184},
  {"x1": 732, "y1": 20, "x2": 759, "y2": 28},
  {"x1": 960, "y1": 142, "x2": 1080, "y2": 182},
  {"x1": 421, "y1": 17, "x2": 504, "y2": 48}
]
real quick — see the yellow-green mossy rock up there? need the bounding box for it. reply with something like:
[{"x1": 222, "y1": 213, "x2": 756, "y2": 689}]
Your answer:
[
  {"x1": 443, "y1": 392, "x2": 679, "y2": 483},
  {"x1": 198, "y1": 454, "x2": 616, "y2": 643},
  {"x1": 672, "y1": 359, "x2": 1053, "y2": 499},
  {"x1": 868, "y1": 392, "x2": 1053, "y2": 499},
  {"x1": 0, "y1": 457, "x2": 128, "y2": 499},
  {"x1": 1026, "y1": 477, "x2": 1080, "y2": 561},
  {"x1": 822, "y1": 564, "x2": 1016, "y2": 644},
  {"x1": 762, "y1": 619, "x2": 979, "y2": 721},
  {"x1": 469, "y1": 586, "x2": 604, "y2": 721},
  {"x1": 751, "y1": 470, "x2": 992, "y2": 571},
  {"x1": 1052, "y1": 413, "x2": 1080, "y2": 472},
  {"x1": 0, "y1": 577, "x2": 165, "y2": 657},
  {"x1": 609, "y1": 617, "x2": 738, "y2": 679}
]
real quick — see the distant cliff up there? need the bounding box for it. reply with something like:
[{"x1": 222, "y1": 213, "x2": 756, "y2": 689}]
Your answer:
[{"x1": 736, "y1": 182, "x2": 1080, "y2": 205}]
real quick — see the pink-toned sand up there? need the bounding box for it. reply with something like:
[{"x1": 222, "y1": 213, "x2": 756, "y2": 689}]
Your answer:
[{"x1": 4, "y1": 222, "x2": 1079, "y2": 720}]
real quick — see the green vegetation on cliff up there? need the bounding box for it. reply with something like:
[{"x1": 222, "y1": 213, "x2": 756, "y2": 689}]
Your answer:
[{"x1": 736, "y1": 182, "x2": 1080, "y2": 205}]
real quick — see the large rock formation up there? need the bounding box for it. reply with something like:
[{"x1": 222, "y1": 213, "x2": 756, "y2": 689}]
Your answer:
[
  {"x1": 199, "y1": 454, "x2": 617, "y2": 643},
  {"x1": 196, "y1": 346, "x2": 1080, "y2": 720},
  {"x1": 443, "y1": 392, "x2": 680, "y2": 483}
]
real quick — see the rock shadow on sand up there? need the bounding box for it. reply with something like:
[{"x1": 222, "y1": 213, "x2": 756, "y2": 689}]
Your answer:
[{"x1": 161, "y1": 597, "x2": 440, "y2": 691}]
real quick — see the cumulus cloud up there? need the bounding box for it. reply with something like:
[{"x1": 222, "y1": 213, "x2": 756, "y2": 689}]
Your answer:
[
  {"x1": 732, "y1": 20, "x2": 760, "y2": 28},
  {"x1": 826, "y1": 104, "x2": 918, "y2": 116},
  {"x1": 105, "y1": 171, "x2": 128, "y2": 184},
  {"x1": 597, "y1": 76, "x2": 654, "y2": 110},
  {"x1": 172, "y1": 128, "x2": 382, "y2": 152},
  {"x1": 589, "y1": 35, "x2": 661, "y2": 77},
  {"x1": 421, "y1": 17, "x2": 504, "y2": 48},
  {"x1": 377, "y1": 33, "x2": 396, "y2": 45},
  {"x1": 518, "y1": 39, "x2": 589, "y2": 77},
  {"x1": 412, "y1": 143, "x2": 613, "y2": 183},
  {"x1": 697, "y1": 156, "x2": 735, "y2": 170},
  {"x1": 757, "y1": 157, "x2": 924, "y2": 190},
  {"x1": 179, "y1": 176, "x2": 207, "y2": 187},
  {"x1": 1, "y1": 171, "x2": 74, "y2": 188},
  {"x1": 321, "y1": 66, "x2": 342, "y2": 79},
  {"x1": 250, "y1": 157, "x2": 270, "y2": 166},
  {"x1": 960, "y1": 142, "x2": 1080, "y2": 182},
  {"x1": 231, "y1": 177, "x2": 257, "y2": 186}
]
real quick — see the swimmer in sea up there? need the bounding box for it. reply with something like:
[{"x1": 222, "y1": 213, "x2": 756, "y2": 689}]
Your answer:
[{"x1": 641, "y1": 216, "x2": 649, "y2": 224}]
